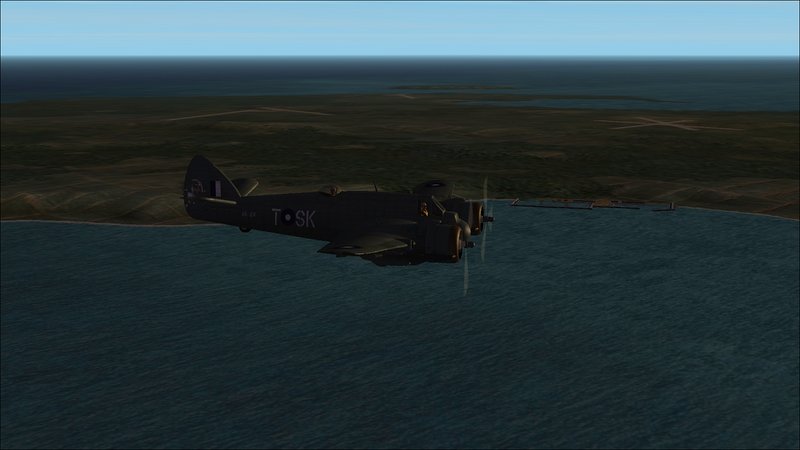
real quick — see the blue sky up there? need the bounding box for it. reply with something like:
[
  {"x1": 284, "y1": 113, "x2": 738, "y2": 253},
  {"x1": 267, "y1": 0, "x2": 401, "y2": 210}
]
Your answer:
[{"x1": 1, "y1": 1, "x2": 798, "y2": 57}]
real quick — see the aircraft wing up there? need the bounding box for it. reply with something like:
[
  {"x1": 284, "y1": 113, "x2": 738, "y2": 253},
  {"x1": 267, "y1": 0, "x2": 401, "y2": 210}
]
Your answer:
[{"x1": 318, "y1": 231, "x2": 410, "y2": 257}]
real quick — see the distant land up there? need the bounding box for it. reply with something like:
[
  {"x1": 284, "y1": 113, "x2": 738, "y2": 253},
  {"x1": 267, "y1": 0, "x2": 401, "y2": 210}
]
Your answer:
[
  {"x1": 2, "y1": 93, "x2": 798, "y2": 224},
  {"x1": 392, "y1": 85, "x2": 516, "y2": 90}
]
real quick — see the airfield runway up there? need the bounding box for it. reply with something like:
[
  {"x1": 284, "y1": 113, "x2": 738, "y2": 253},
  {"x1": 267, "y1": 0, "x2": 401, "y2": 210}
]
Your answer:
[{"x1": 166, "y1": 106, "x2": 332, "y2": 121}]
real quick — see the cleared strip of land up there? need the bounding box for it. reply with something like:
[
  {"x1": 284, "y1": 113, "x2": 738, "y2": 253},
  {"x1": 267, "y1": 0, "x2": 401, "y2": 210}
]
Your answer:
[
  {"x1": 256, "y1": 107, "x2": 332, "y2": 116},
  {"x1": 596, "y1": 117, "x2": 743, "y2": 131},
  {"x1": 166, "y1": 106, "x2": 331, "y2": 121},
  {"x1": 165, "y1": 109, "x2": 265, "y2": 121}
]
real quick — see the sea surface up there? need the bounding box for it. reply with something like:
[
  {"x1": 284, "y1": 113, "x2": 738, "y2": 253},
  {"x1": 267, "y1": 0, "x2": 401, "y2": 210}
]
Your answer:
[
  {"x1": 1, "y1": 57, "x2": 798, "y2": 111},
  {"x1": 2, "y1": 204, "x2": 798, "y2": 448}
]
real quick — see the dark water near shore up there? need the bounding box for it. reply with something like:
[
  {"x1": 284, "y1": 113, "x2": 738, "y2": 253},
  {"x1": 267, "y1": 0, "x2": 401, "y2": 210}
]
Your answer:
[
  {"x1": 2, "y1": 204, "x2": 798, "y2": 448},
  {"x1": 1, "y1": 57, "x2": 798, "y2": 111}
]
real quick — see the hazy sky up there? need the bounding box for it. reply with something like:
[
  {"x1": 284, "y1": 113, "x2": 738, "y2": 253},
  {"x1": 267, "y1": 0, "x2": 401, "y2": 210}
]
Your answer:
[{"x1": 2, "y1": 1, "x2": 798, "y2": 57}]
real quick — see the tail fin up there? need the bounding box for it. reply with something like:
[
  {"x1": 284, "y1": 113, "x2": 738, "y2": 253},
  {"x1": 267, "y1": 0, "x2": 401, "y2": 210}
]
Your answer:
[{"x1": 184, "y1": 155, "x2": 241, "y2": 203}]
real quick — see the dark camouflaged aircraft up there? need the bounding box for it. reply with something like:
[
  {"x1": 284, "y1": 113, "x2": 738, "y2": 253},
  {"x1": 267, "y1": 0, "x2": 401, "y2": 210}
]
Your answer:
[{"x1": 183, "y1": 155, "x2": 493, "y2": 265}]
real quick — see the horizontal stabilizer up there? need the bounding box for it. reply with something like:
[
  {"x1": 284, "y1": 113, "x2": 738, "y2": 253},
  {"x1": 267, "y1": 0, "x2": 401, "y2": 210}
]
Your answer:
[
  {"x1": 185, "y1": 195, "x2": 237, "y2": 206},
  {"x1": 232, "y1": 178, "x2": 259, "y2": 197},
  {"x1": 319, "y1": 232, "x2": 409, "y2": 257}
]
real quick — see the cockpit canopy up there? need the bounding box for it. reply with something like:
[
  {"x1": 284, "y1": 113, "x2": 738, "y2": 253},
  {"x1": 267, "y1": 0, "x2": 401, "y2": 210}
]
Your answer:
[
  {"x1": 413, "y1": 180, "x2": 454, "y2": 200},
  {"x1": 318, "y1": 185, "x2": 342, "y2": 196}
]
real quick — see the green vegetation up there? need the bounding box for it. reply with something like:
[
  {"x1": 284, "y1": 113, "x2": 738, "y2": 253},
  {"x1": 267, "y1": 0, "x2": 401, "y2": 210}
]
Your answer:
[{"x1": 1, "y1": 93, "x2": 797, "y2": 223}]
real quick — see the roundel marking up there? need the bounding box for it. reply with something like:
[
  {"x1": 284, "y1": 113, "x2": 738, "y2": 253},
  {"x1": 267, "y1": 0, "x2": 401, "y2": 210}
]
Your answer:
[{"x1": 280, "y1": 208, "x2": 295, "y2": 225}]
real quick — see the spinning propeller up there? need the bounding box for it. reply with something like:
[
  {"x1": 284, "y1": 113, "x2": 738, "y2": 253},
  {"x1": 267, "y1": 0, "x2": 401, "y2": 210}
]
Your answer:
[
  {"x1": 481, "y1": 176, "x2": 495, "y2": 263},
  {"x1": 463, "y1": 176, "x2": 495, "y2": 296}
]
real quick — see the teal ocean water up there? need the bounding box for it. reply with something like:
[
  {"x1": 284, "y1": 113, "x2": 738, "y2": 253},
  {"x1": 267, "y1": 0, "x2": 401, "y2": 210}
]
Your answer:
[{"x1": 2, "y1": 204, "x2": 798, "y2": 448}]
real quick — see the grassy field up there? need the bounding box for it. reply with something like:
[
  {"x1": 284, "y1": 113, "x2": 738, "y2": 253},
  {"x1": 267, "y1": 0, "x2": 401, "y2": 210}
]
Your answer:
[{"x1": 1, "y1": 93, "x2": 798, "y2": 223}]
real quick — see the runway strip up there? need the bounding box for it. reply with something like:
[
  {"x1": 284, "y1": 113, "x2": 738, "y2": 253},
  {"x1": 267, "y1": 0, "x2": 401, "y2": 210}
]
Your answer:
[
  {"x1": 166, "y1": 106, "x2": 332, "y2": 121},
  {"x1": 165, "y1": 109, "x2": 263, "y2": 121},
  {"x1": 256, "y1": 107, "x2": 332, "y2": 116}
]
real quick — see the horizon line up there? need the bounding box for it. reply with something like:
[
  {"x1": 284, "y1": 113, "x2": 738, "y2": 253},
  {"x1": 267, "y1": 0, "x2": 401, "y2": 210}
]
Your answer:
[{"x1": 3, "y1": 54, "x2": 799, "y2": 58}]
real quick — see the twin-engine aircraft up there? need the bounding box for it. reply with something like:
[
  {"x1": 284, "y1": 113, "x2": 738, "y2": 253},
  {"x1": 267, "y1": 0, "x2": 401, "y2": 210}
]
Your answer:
[{"x1": 183, "y1": 155, "x2": 493, "y2": 265}]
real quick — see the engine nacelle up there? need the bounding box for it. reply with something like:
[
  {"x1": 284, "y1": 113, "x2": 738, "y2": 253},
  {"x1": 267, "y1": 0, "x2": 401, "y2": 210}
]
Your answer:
[
  {"x1": 441, "y1": 198, "x2": 484, "y2": 235},
  {"x1": 424, "y1": 224, "x2": 461, "y2": 261},
  {"x1": 424, "y1": 212, "x2": 471, "y2": 262}
]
